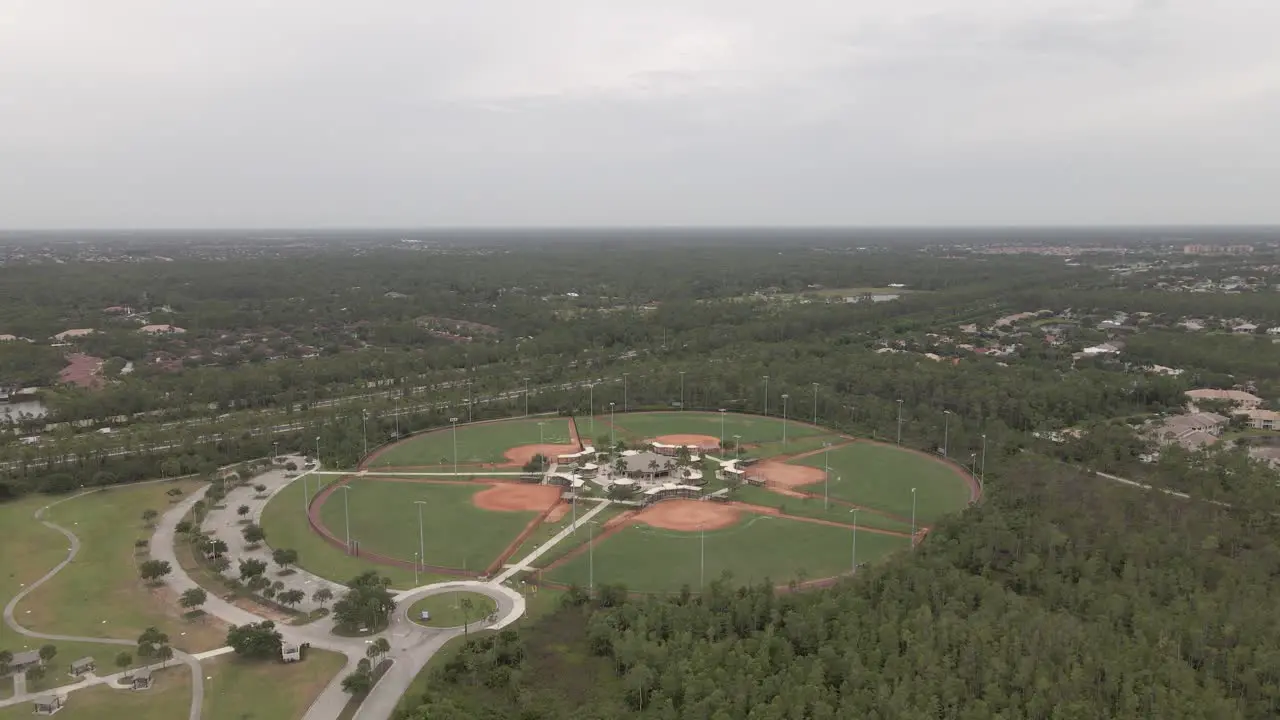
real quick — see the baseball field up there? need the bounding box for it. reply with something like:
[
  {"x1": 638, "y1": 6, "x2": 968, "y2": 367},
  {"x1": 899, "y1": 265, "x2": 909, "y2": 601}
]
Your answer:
[{"x1": 265, "y1": 412, "x2": 977, "y2": 591}]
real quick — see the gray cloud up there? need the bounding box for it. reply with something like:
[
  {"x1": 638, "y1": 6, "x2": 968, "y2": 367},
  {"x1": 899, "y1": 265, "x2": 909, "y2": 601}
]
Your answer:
[{"x1": 1, "y1": 0, "x2": 1278, "y2": 227}]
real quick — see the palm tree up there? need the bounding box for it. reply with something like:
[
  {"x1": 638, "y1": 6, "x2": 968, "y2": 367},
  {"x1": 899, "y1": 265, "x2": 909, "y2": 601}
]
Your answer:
[{"x1": 459, "y1": 597, "x2": 474, "y2": 637}]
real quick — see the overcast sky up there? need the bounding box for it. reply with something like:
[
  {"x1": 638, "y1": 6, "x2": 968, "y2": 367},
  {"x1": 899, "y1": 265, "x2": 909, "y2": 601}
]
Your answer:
[{"x1": 2, "y1": 1, "x2": 1278, "y2": 228}]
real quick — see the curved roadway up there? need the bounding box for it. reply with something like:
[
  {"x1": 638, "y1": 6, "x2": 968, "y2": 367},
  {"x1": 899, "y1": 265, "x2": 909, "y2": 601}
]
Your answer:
[
  {"x1": 155, "y1": 480, "x2": 526, "y2": 720},
  {"x1": 2, "y1": 491, "x2": 204, "y2": 720}
]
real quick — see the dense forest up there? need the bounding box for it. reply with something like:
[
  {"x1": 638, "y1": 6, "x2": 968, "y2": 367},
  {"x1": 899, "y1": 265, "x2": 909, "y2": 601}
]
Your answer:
[{"x1": 397, "y1": 453, "x2": 1280, "y2": 720}]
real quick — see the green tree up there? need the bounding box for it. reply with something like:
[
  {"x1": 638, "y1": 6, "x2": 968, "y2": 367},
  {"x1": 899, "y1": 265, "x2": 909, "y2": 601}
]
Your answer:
[
  {"x1": 138, "y1": 559, "x2": 172, "y2": 583},
  {"x1": 226, "y1": 621, "x2": 283, "y2": 659},
  {"x1": 179, "y1": 587, "x2": 207, "y2": 613},
  {"x1": 238, "y1": 558, "x2": 268, "y2": 581},
  {"x1": 242, "y1": 524, "x2": 266, "y2": 544},
  {"x1": 271, "y1": 547, "x2": 299, "y2": 571}
]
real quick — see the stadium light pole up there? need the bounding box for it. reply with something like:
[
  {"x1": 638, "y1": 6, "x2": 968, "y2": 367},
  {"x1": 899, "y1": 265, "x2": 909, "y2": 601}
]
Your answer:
[
  {"x1": 315, "y1": 436, "x2": 321, "y2": 468},
  {"x1": 361, "y1": 410, "x2": 369, "y2": 460},
  {"x1": 679, "y1": 371, "x2": 685, "y2": 411},
  {"x1": 823, "y1": 442, "x2": 831, "y2": 510},
  {"x1": 340, "y1": 486, "x2": 354, "y2": 552},
  {"x1": 396, "y1": 395, "x2": 401, "y2": 439},
  {"x1": 700, "y1": 522, "x2": 706, "y2": 589},
  {"x1": 450, "y1": 417, "x2": 459, "y2": 474},
  {"x1": 850, "y1": 508, "x2": 858, "y2": 573},
  {"x1": 762, "y1": 376, "x2": 769, "y2": 416},
  {"x1": 588, "y1": 520, "x2": 597, "y2": 592},
  {"x1": 733, "y1": 434, "x2": 741, "y2": 459},
  {"x1": 910, "y1": 487, "x2": 917, "y2": 550},
  {"x1": 812, "y1": 383, "x2": 819, "y2": 424},
  {"x1": 622, "y1": 373, "x2": 629, "y2": 412},
  {"x1": 589, "y1": 383, "x2": 595, "y2": 436},
  {"x1": 467, "y1": 378, "x2": 473, "y2": 423},
  {"x1": 538, "y1": 421, "x2": 545, "y2": 444},
  {"x1": 980, "y1": 434, "x2": 988, "y2": 488},
  {"x1": 781, "y1": 394, "x2": 790, "y2": 446},
  {"x1": 609, "y1": 403, "x2": 616, "y2": 449},
  {"x1": 523, "y1": 377, "x2": 529, "y2": 417},
  {"x1": 896, "y1": 399, "x2": 904, "y2": 446},
  {"x1": 943, "y1": 410, "x2": 951, "y2": 458},
  {"x1": 272, "y1": 441, "x2": 279, "y2": 462},
  {"x1": 413, "y1": 552, "x2": 419, "y2": 586},
  {"x1": 415, "y1": 500, "x2": 427, "y2": 577},
  {"x1": 719, "y1": 409, "x2": 727, "y2": 446}
]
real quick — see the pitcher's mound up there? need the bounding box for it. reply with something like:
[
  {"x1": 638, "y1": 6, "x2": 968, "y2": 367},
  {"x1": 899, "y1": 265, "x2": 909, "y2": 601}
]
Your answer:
[
  {"x1": 752, "y1": 461, "x2": 825, "y2": 489},
  {"x1": 635, "y1": 499, "x2": 739, "y2": 531},
  {"x1": 651, "y1": 434, "x2": 721, "y2": 450},
  {"x1": 472, "y1": 484, "x2": 561, "y2": 512}
]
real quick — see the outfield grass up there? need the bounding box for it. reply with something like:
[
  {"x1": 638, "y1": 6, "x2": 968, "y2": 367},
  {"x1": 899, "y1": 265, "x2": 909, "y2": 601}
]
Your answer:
[
  {"x1": 203, "y1": 650, "x2": 346, "y2": 720},
  {"x1": 368, "y1": 418, "x2": 574, "y2": 468},
  {"x1": 260, "y1": 474, "x2": 418, "y2": 588},
  {"x1": 546, "y1": 513, "x2": 905, "y2": 592},
  {"x1": 12, "y1": 479, "x2": 225, "y2": 653},
  {"x1": 0, "y1": 666, "x2": 190, "y2": 720},
  {"x1": 408, "y1": 592, "x2": 497, "y2": 628},
  {"x1": 316, "y1": 479, "x2": 538, "y2": 572},
  {"x1": 791, "y1": 442, "x2": 972, "y2": 522},
  {"x1": 730, "y1": 485, "x2": 913, "y2": 533},
  {"x1": 586, "y1": 411, "x2": 830, "y2": 449}
]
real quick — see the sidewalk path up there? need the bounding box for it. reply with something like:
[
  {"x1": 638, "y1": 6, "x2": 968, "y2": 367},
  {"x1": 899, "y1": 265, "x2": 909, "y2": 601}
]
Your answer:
[
  {"x1": 2, "y1": 489, "x2": 204, "y2": 720},
  {"x1": 493, "y1": 500, "x2": 612, "y2": 584}
]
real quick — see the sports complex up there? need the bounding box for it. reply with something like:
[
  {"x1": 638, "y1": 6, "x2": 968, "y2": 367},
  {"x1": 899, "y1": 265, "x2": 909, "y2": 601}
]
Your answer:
[{"x1": 266, "y1": 411, "x2": 980, "y2": 594}]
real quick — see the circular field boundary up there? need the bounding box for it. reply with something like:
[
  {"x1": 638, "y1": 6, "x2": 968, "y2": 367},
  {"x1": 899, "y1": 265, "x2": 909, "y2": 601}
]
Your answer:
[
  {"x1": 306, "y1": 475, "x2": 565, "y2": 578},
  {"x1": 358, "y1": 415, "x2": 584, "y2": 471}
]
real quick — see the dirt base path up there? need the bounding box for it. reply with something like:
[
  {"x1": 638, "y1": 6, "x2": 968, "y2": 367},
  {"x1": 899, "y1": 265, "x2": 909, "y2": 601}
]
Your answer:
[{"x1": 649, "y1": 434, "x2": 722, "y2": 450}]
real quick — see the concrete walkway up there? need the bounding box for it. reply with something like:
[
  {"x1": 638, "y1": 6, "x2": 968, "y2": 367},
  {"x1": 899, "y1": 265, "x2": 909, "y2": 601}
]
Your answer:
[
  {"x1": 493, "y1": 499, "x2": 612, "y2": 584},
  {"x1": 2, "y1": 488, "x2": 205, "y2": 720}
]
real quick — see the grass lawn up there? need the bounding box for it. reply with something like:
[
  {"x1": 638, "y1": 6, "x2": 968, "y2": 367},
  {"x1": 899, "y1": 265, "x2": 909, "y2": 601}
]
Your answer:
[
  {"x1": 0, "y1": 666, "x2": 190, "y2": 720},
  {"x1": 260, "y1": 474, "x2": 417, "y2": 588},
  {"x1": 0, "y1": 495, "x2": 78, "y2": 622},
  {"x1": 747, "y1": 433, "x2": 848, "y2": 461},
  {"x1": 316, "y1": 479, "x2": 539, "y2": 573},
  {"x1": 368, "y1": 418, "x2": 573, "y2": 468},
  {"x1": 12, "y1": 479, "x2": 226, "y2": 653},
  {"x1": 731, "y1": 485, "x2": 913, "y2": 533},
  {"x1": 587, "y1": 411, "x2": 830, "y2": 449},
  {"x1": 792, "y1": 442, "x2": 972, "y2": 522},
  {"x1": 547, "y1": 514, "x2": 905, "y2": 593},
  {"x1": 408, "y1": 591, "x2": 497, "y2": 628},
  {"x1": 202, "y1": 650, "x2": 346, "y2": 720}
]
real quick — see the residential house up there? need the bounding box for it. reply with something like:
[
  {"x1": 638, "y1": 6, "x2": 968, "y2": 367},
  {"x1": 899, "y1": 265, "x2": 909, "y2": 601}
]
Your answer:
[
  {"x1": 52, "y1": 328, "x2": 95, "y2": 341},
  {"x1": 1233, "y1": 323, "x2": 1258, "y2": 334},
  {"x1": 1245, "y1": 409, "x2": 1280, "y2": 431},
  {"x1": 139, "y1": 324, "x2": 185, "y2": 335},
  {"x1": 1151, "y1": 412, "x2": 1228, "y2": 450},
  {"x1": 1185, "y1": 389, "x2": 1263, "y2": 411}
]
